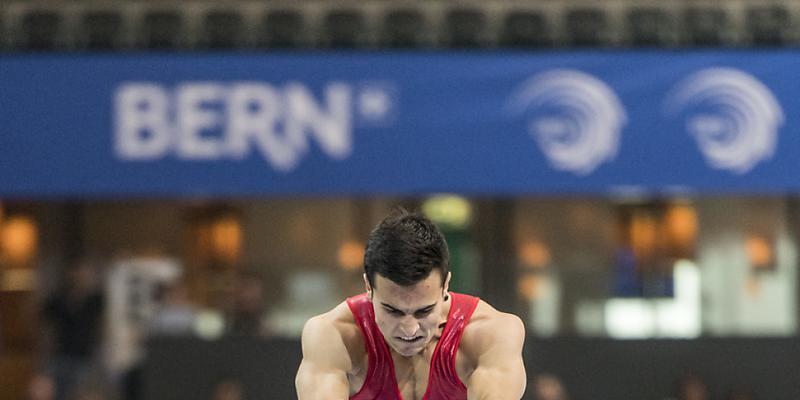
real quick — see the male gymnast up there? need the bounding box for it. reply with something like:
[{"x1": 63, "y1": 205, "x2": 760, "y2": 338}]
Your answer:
[{"x1": 296, "y1": 211, "x2": 526, "y2": 399}]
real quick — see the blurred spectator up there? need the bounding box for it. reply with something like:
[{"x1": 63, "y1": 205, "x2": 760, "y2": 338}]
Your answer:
[
  {"x1": 41, "y1": 260, "x2": 105, "y2": 400},
  {"x1": 28, "y1": 372, "x2": 56, "y2": 400},
  {"x1": 72, "y1": 385, "x2": 108, "y2": 400},
  {"x1": 671, "y1": 374, "x2": 709, "y2": 400},
  {"x1": 149, "y1": 278, "x2": 196, "y2": 336},
  {"x1": 212, "y1": 379, "x2": 243, "y2": 400},
  {"x1": 226, "y1": 271, "x2": 269, "y2": 337},
  {"x1": 105, "y1": 256, "x2": 181, "y2": 400},
  {"x1": 724, "y1": 387, "x2": 756, "y2": 400},
  {"x1": 531, "y1": 373, "x2": 568, "y2": 400}
]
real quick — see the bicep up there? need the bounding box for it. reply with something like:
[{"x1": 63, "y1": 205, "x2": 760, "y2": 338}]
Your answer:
[
  {"x1": 466, "y1": 315, "x2": 527, "y2": 400},
  {"x1": 295, "y1": 316, "x2": 352, "y2": 400}
]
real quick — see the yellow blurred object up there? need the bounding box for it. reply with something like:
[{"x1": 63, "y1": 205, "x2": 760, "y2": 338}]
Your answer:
[
  {"x1": 517, "y1": 274, "x2": 545, "y2": 301},
  {"x1": 746, "y1": 234, "x2": 773, "y2": 270},
  {"x1": 338, "y1": 240, "x2": 365, "y2": 271},
  {"x1": 422, "y1": 195, "x2": 472, "y2": 228},
  {"x1": 210, "y1": 215, "x2": 242, "y2": 266},
  {"x1": 518, "y1": 240, "x2": 551, "y2": 270},
  {"x1": 664, "y1": 204, "x2": 698, "y2": 258},
  {"x1": 629, "y1": 210, "x2": 657, "y2": 265},
  {"x1": 1, "y1": 216, "x2": 38, "y2": 267}
]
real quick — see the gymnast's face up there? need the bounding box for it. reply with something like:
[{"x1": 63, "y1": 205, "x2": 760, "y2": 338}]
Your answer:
[{"x1": 366, "y1": 270, "x2": 450, "y2": 357}]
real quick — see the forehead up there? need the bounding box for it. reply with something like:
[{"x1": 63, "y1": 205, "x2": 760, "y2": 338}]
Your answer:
[{"x1": 373, "y1": 270, "x2": 443, "y2": 308}]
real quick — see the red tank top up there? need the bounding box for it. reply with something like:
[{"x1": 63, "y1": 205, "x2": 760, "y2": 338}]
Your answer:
[{"x1": 346, "y1": 292, "x2": 480, "y2": 400}]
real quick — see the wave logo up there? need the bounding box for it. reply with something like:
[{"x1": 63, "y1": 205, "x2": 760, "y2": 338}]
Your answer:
[
  {"x1": 507, "y1": 69, "x2": 627, "y2": 175},
  {"x1": 666, "y1": 68, "x2": 783, "y2": 174}
]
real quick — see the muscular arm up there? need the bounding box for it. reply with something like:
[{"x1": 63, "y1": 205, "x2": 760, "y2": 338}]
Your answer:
[
  {"x1": 466, "y1": 314, "x2": 527, "y2": 400},
  {"x1": 295, "y1": 316, "x2": 351, "y2": 400}
]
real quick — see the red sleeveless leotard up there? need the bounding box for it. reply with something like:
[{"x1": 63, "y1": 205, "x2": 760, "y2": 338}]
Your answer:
[{"x1": 346, "y1": 292, "x2": 480, "y2": 400}]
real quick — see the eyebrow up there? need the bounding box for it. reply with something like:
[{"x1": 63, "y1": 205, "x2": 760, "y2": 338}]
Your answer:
[{"x1": 380, "y1": 302, "x2": 437, "y2": 314}]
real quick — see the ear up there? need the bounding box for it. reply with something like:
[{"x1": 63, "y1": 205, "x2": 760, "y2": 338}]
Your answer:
[
  {"x1": 443, "y1": 271, "x2": 451, "y2": 297},
  {"x1": 363, "y1": 273, "x2": 372, "y2": 298}
]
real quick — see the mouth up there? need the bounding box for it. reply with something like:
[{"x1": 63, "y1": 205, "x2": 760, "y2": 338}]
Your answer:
[{"x1": 396, "y1": 335, "x2": 423, "y2": 344}]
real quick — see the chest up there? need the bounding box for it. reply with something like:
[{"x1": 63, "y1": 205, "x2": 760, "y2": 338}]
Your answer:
[{"x1": 348, "y1": 343, "x2": 472, "y2": 400}]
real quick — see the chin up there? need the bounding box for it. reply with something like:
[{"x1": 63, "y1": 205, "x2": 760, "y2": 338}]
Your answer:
[
  {"x1": 392, "y1": 340, "x2": 428, "y2": 357},
  {"x1": 395, "y1": 347, "x2": 423, "y2": 357}
]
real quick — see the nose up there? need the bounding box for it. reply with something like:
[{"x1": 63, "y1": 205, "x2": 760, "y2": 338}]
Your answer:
[{"x1": 398, "y1": 316, "x2": 419, "y2": 337}]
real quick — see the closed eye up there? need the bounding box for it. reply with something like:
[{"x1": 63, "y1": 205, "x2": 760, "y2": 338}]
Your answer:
[
  {"x1": 380, "y1": 302, "x2": 437, "y2": 318},
  {"x1": 384, "y1": 307, "x2": 404, "y2": 316},
  {"x1": 414, "y1": 305, "x2": 435, "y2": 318}
]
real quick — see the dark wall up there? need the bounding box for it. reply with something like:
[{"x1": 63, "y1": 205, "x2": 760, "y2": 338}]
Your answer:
[
  {"x1": 144, "y1": 337, "x2": 302, "y2": 400},
  {"x1": 526, "y1": 338, "x2": 800, "y2": 400},
  {"x1": 144, "y1": 337, "x2": 800, "y2": 400}
]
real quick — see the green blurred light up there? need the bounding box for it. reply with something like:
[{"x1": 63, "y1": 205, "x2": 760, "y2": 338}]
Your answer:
[{"x1": 422, "y1": 195, "x2": 472, "y2": 229}]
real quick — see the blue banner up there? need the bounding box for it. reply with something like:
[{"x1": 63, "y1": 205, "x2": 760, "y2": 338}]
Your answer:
[{"x1": 1, "y1": 51, "x2": 800, "y2": 197}]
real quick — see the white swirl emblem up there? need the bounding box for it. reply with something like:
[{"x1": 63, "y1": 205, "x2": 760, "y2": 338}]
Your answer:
[
  {"x1": 508, "y1": 69, "x2": 627, "y2": 175},
  {"x1": 666, "y1": 68, "x2": 783, "y2": 174}
]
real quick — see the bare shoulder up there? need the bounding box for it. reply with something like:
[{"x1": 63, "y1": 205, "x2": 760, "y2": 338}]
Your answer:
[
  {"x1": 467, "y1": 300, "x2": 525, "y2": 337},
  {"x1": 308, "y1": 300, "x2": 358, "y2": 334},
  {"x1": 461, "y1": 300, "x2": 525, "y2": 360},
  {"x1": 300, "y1": 301, "x2": 362, "y2": 370}
]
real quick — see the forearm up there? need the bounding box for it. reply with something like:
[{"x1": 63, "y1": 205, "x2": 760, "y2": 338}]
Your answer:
[
  {"x1": 295, "y1": 361, "x2": 350, "y2": 400},
  {"x1": 467, "y1": 364, "x2": 526, "y2": 400},
  {"x1": 297, "y1": 387, "x2": 349, "y2": 400},
  {"x1": 468, "y1": 386, "x2": 525, "y2": 400},
  {"x1": 468, "y1": 386, "x2": 525, "y2": 399},
  {"x1": 296, "y1": 378, "x2": 349, "y2": 400}
]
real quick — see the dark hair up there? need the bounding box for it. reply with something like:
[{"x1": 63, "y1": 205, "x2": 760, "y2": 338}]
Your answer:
[{"x1": 364, "y1": 210, "x2": 449, "y2": 289}]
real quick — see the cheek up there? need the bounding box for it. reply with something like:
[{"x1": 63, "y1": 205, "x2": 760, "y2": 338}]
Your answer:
[
  {"x1": 419, "y1": 316, "x2": 439, "y2": 331},
  {"x1": 375, "y1": 315, "x2": 396, "y2": 333}
]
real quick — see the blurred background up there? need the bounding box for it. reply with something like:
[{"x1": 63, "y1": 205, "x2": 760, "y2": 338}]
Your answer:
[{"x1": 1, "y1": 0, "x2": 800, "y2": 399}]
